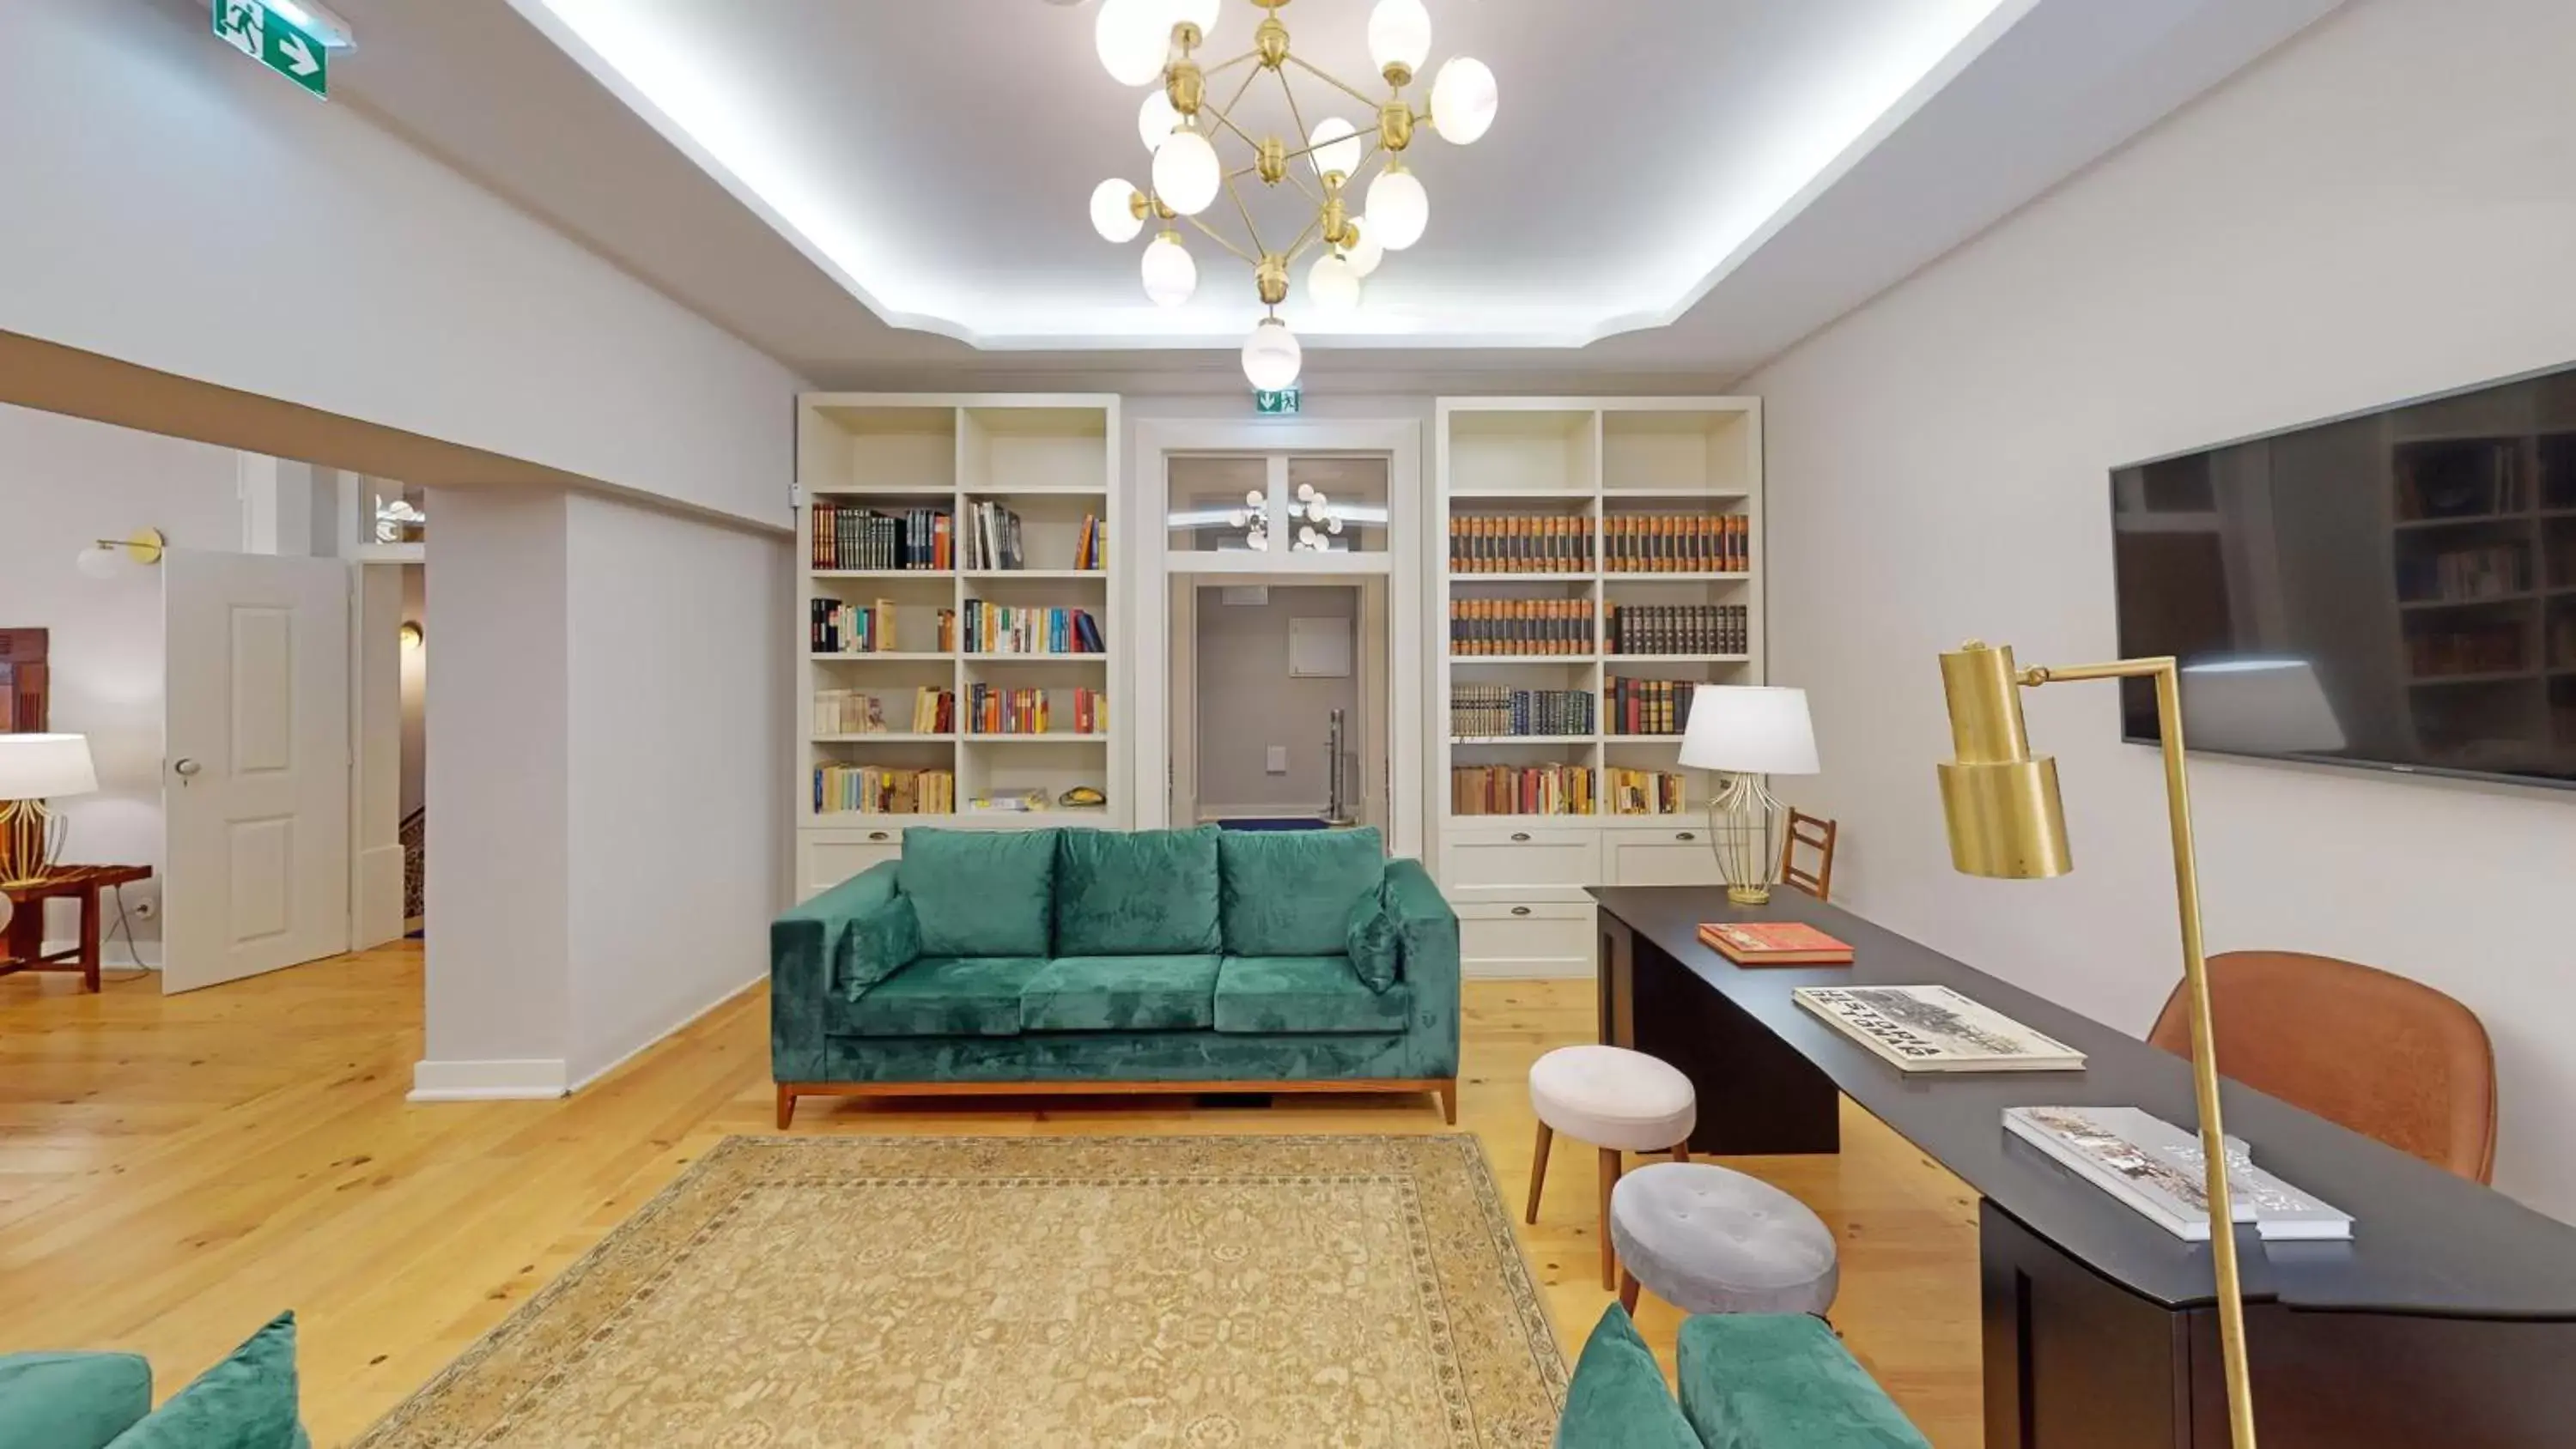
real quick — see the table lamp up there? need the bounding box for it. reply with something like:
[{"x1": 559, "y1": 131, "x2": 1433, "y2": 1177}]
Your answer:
[
  {"x1": 1678, "y1": 685, "x2": 1819, "y2": 905},
  {"x1": 0, "y1": 733, "x2": 99, "y2": 888},
  {"x1": 1935, "y1": 641, "x2": 2257, "y2": 1449}
]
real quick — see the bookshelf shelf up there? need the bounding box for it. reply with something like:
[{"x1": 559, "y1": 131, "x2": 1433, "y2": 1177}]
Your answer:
[
  {"x1": 1606, "y1": 652, "x2": 1751, "y2": 664},
  {"x1": 1451, "y1": 653, "x2": 1599, "y2": 665},
  {"x1": 1602, "y1": 734, "x2": 1686, "y2": 745},
  {"x1": 963, "y1": 569, "x2": 1108, "y2": 580},
  {"x1": 964, "y1": 733, "x2": 1113, "y2": 744},
  {"x1": 810, "y1": 651, "x2": 957, "y2": 662},
  {"x1": 813, "y1": 732, "x2": 957, "y2": 743},
  {"x1": 812, "y1": 568, "x2": 952, "y2": 579},
  {"x1": 962, "y1": 652, "x2": 1109, "y2": 663},
  {"x1": 1452, "y1": 735, "x2": 1595, "y2": 746},
  {"x1": 1449, "y1": 572, "x2": 1596, "y2": 583}
]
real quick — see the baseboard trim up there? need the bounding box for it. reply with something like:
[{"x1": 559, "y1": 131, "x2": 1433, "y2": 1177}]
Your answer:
[
  {"x1": 568, "y1": 970, "x2": 765, "y2": 1094},
  {"x1": 408, "y1": 1058, "x2": 570, "y2": 1101},
  {"x1": 39, "y1": 938, "x2": 161, "y2": 969}
]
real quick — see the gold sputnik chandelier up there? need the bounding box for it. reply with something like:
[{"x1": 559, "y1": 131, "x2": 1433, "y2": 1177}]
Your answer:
[{"x1": 1086, "y1": 0, "x2": 1498, "y2": 389}]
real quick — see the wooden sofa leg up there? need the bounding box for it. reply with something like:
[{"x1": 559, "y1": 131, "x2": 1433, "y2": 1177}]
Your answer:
[
  {"x1": 1437, "y1": 1079, "x2": 1458, "y2": 1125},
  {"x1": 775, "y1": 1084, "x2": 796, "y2": 1131}
]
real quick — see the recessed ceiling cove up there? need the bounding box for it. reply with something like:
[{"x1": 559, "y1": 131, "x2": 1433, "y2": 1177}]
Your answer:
[{"x1": 507, "y1": 0, "x2": 2026, "y2": 351}]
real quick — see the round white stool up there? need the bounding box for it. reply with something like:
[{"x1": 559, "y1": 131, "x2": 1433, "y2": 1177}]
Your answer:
[
  {"x1": 1610, "y1": 1161, "x2": 1839, "y2": 1319},
  {"x1": 1527, "y1": 1044, "x2": 1698, "y2": 1288}
]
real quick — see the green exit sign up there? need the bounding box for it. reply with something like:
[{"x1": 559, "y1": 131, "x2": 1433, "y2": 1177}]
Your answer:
[
  {"x1": 1255, "y1": 388, "x2": 1302, "y2": 415},
  {"x1": 213, "y1": 1, "x2": 331, "y2": 98}
]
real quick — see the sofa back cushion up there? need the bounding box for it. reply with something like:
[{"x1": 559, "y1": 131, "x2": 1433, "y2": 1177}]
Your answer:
[
  {"x1": 1218, "y1": 826, "x2": 1387, "y2": 957},
  {"x1": 900, "y1": 828, "x2": 1057, "y2": 959},
  {"x1": 0, "y1": 1351, "x2": 152, "y2": 1449},
  {"x1": 1556, "y1": 1305, "x2": 1702, "y2": 1449},
  {"x1": 1054, "y1": 826, "x2": 1224, "y2": 956},
  {"x1": 103, "y1": 1311, "x2": 302, "y2": 1449}
]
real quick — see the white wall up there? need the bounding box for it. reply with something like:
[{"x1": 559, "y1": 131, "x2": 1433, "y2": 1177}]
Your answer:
[
  {"x1": 0, "y1": 0, "x2": 800, "y2": 528},
  {"x1": 1747, "y1": 0, "x2": 2576, "y2": 1219},
  {"x1": 564, "y1": 492, "x2": 790, "y2": 1086},
  {"x1": 0, "y1": 403, "x2": 243, "y2": 955}
]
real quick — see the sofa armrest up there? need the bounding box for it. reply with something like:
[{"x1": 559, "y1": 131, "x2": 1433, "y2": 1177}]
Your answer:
[
  {"x1": 1383, "y1": 857, "x2": 1460, "y2": 1081},
  {"x1": 770, "y1": 861, "x2": 899, "y2": 1082},
  {"x1": 0, "y1": 1351, "x2": 153, "y2": 1449},
  {"x1": 1676, "y1": 1314, "x2": 1931, "y2": 1449}
]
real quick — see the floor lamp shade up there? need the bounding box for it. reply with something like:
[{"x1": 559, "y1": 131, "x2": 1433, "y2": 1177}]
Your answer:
[
  {"x1": 0, "y1": 734, "x2": 98, "y2": 801},
  {"x1": 1678, "y1": 687, "x2": 1820, "y2": 776}
]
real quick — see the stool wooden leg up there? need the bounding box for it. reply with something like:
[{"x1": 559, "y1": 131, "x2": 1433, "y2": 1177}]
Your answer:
[
  {"x1": 1598, "y1": 1147, "x2": 1622, "y2": 1289},
  {"x1": 1525, "y1": 1121, "x2": 1553, "y2": 1225},
  {"x1": 1619, "y1": 1270, "x2": 1641, "y2": 1315},
  {"x1": 1670, "y1": 1141, "x2": 1690, "y2": 1163}
]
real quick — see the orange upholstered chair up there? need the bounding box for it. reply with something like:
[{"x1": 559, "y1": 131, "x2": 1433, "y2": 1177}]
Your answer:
[{"x1": 2148, "y1": 950, "x2": 2497, "y2": 1184}]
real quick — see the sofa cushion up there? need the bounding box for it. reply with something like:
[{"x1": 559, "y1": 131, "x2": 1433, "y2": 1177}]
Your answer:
[
  {"x1": 1677, "y1": 1313, "x2": 1931, "y2": 1449},
  {"x1": 0, "y1": 1351, "x2": 152, "y2": 1449},
  {"x1": 1020, "y1": 955, "x2": 1222, "y2": 1033},
  {"x1": 1054, "y1": 826, "x2": 1223, "y2": 956},
  {"x1": 1556, "y1": 1305, "x2": 1702, "y2": 1449},
  {"x1": 841, "y1": 893, "x2": 921, "y2": 998},
  {"x1": 1218, "y1": 826, "x2": 1386, "y2": 956},
  {"x1": 842, "y1": 957, "x2": 1043, "y2": 1038},
  {"x1": 900, "y1": 828, "x2": 1057, "y2": 959},
  {"x1": 105, "y1": 1312, "x2": 302, "y2": 1449},
  {"x1": 1345, "y1": 885, "x2": 1401, "y2": 992},
  {"x1": 1213, "y1": 955, "x2": 1413, "y2": 1035}
]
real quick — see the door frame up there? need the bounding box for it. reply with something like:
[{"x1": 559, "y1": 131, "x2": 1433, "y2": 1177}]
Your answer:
[{"x1": 1134, "y1": 417, "x2": 1426, "y2": 858}]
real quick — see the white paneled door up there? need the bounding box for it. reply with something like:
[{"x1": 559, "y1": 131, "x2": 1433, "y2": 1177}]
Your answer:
[{"x1": 163, "y1": 550, "x2": 351, "y2": 993}]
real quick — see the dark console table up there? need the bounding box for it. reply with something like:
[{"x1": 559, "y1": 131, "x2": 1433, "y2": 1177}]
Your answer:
[{"x1": 1592, "y1": 885, "x2": 2576, "y2": 1449}]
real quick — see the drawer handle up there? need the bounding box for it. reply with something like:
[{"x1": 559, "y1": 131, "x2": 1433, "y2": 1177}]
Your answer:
[
  {"x1": 1510, "y1": 832, "x2": 1532, "y2": 842},
  {"x1": 868, "y1": 831, "x2": 890, "y2": 842},
  {"x1": 1510, "y1": 906, "x2": 1533, "y2": 917},
  {"x1": 1674, "y1": 831, "x2": 1696, "y2": 842}
]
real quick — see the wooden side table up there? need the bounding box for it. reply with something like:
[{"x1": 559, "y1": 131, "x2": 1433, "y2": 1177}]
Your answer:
[{"x1": 1, "y1": 864, "x2": 153, "y2": 992}]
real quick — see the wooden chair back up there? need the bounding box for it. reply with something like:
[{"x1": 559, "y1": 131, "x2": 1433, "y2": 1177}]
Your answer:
[
  {"x1": 2149, "y1": 950, "x2": 2498, "y2": 1184},
  {"x1": 1777, "y1": 809, "x2": 1837, "y2": 902}
]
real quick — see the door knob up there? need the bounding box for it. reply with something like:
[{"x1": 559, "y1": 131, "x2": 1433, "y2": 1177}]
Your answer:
[{"x1": 173, "y1": 758, "x2": 202, "y2": 779}]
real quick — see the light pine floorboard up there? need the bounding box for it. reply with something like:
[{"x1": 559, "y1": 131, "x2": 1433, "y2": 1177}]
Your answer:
[{"x1": 0, "y1": 945, "x2": 1983, "y2": 1446}]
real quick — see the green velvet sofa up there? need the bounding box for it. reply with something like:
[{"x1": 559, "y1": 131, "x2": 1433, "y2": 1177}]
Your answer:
[
  {"x1": 0, "y1": 1313, "x2": 307, "y2": 1449},
  {"x1": 1557, "y1": 1307, "x2": 1930, "y2": 1448},
  {"x1": 772, "y1": 824, "x2": 1460, "y2": 1126}
]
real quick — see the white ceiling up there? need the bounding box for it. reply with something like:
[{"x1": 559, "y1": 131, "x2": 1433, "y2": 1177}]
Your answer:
[{"x1": 312, "y1": 0, "x2": 2344, "y2": 385}]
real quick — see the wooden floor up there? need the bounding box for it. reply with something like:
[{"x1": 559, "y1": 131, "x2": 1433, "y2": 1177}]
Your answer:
[{"x1": 0, "y1": 945, "x2": 1983, "y2": 1446}]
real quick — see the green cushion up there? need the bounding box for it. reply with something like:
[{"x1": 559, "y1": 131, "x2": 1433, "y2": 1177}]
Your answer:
[
  {"x1": 1054, "y1": 826, "x2": 1224, "y2": 956},
  {"x1": 841, "y1": 893, "x2": 921, "y2": 998},
  {"x1": 1019, "y1": 955, "x2": 1222, "y2": 1033},
  {"x1": 1345, "y1": 885, "x2": 1400, "y2": 992},
  {"x1": 0, "y1": 1351, "x2": 152, "y2": 1449},
  {"x1": 1218, "y1": 826, "x2": 1386, "y2": 956},
  {"x1": 841, "y1": 957, "x2": 1042, "y2": 1038},
  {"x1": 899, "y1": 828, "x2": 1057, "y2": 958},
  {"x1": 1676, "y1": 1314, "x2": 1930, "y2": 1449},
  {"x1": 1555, "y1": 1305, "x2": 1700, "y2": 1449},
  {"x1": 106, "y1": 1312, "x2": 301, "y2": 1449},
  {"x1": 1212, "y1": 955, "x2": 1412, "y2": 1034}
]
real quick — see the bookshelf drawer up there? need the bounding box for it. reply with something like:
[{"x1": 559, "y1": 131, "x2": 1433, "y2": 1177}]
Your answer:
[
  {"x1": 1441, "y1": 825, "x2": 1599, "y2": 902},
  {"x1": 1456, "y1": 902, "x2": 1596, "y2": 978},
  {"x1": 799, "y1": 830, "x2": 906, "y2": 900},
  {"x1": 1604, "y1": 830, "x2": 1724, "y2": 888}
]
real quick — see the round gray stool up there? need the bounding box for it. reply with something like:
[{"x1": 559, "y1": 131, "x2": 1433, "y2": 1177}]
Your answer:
[{"x1": 1608, "y1": 1161, "x2": 1839, "y2": 1319}]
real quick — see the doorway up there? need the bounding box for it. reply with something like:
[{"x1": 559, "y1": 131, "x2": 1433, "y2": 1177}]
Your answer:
[{"x1": 1175, "y1": 581, "x2": 1387, "y2": 831}]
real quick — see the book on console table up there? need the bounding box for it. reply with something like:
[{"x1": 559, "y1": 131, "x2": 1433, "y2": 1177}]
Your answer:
[
  {"x1": 2004, "y1": 1106, "x2": 2354, "y2": 1242},
  {"x1": 1792, "y1": 985, "x2": 2086, "y2": 1072},
  {"x1": 1698, "y1": 921, "x2": 1854, "y2": 966}
]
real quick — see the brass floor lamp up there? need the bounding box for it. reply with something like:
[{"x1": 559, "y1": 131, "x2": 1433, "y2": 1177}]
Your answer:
[{"x1": 1934, "y1": 640, "x2": 2257, "y2": 1449}]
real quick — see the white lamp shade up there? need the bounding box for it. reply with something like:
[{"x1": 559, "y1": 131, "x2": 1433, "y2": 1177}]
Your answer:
[
  {"x1": 1241, "y1": 318, "x2": 1303, "y2": 391},
  {"x1": 1140, "y1": 233, "x2": 1197, "y2": 306},
  {"x1": 0, "y1": 734, "x2": 100, "y2": 801},
  {"x1": 1138, "y1": 90, "x2": 1181, "y2": 154},
  {"x1": 1431, "y1": 57, "x2": 1498, "y2": 143},
  {"x1": 1342, "y1": 217, "x2": 1384, "y2": 277},
  {"x1": 1365, "y1": 168, "x2": 1428, "y2": 250},
  {"x1": 1307, "y1": 252, "x2": 1360, "y2": 314},
  {"x1": 1308, "y1": 116, "x2": 1363, "y2": 180},
  {"x1": 74, "y1": 545, "x2": 122, "y2": 579},
  {"x1": 1151, "y1": 127, "x2": 1221, "y2": 215},
  {"x1": 2180, "y1": 658, "x2": 2346, "y2": 755},
  {"x1": 1095, "y1": 0, "x2": 1171, "y2": 86},
  {"x1": 1367, "y1": 0, "x2": 1432, "y2": 75},
  {"x1": 1090, "y1": 178, "x2": 1144, "y2": 242},
  {"x1": 1678, "y1": 687, "x2": 1819, "y2": 775}
]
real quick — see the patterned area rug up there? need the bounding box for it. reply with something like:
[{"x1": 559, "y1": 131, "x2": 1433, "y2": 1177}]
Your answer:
[{"x1": 355, "y1": 1134, "x2": 1568, "y2": 1446}]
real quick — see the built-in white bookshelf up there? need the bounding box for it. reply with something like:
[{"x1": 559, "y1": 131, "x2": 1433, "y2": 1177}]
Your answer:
[
  {"x1": 795, "y1": 394, "x2": 1125, "y2": 898},
  {"x1": 1432, "y1": 397, "x2": 1765, "y2": 975}
]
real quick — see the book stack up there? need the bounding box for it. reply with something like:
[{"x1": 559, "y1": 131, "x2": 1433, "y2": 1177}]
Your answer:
[
  {"x1": 1450, "y1": 599, "x2": 1595, "y2": 656},
  {"x1": 962, "y1": 602, "x2": 1105, "y2": 654},
  {"x1": 964, "y1": 502, "x2": 1025, "y2": 570},
  {"x1": 1603, "y1": 514, "x2": 1748, "y2": 573},
  {"x1": 2003, "y1": 1106, "x2": 2352, "y2": 1242},
  {"x1": 1449, "y1": 515, "x2": 1594, "y2": 573},
  {"x1": 814, "y1": 764, "x2": 956, "y2": 815},
  {"x1": 1450, "y1": 685, "x2": 1595, "y2": 737},
  {"x1": 1605, "y1": 603, "x2": 1746, "y2": 656},
  {"x1": 1603, "y1": 767, "x2": 1686, "y2": 815},
  {"x1": 968, "y1": 685, "x2": 1107, "y2": 736},
  {"x1": 1452, "y1": 763, "x2": 1595, "y2": 815},
  {"x1": 2400, "y1": 543, "x2": 2530, "y2": 603},
  {"x1": 811, "y1": 504, "x2": 951, "y2": 571},
  {"x1": 811, "y1": 598, "x2": 917, "y2": 654},
  {"x1": 1605, "y1": 676, "x2": 1696, "y2": 735},
  {"x1": 1074, "y1": 513, "x2": 1108, "y2": 572},
  {"x1": 812, "y1": 690, "x2": 884, "y2": 735}
]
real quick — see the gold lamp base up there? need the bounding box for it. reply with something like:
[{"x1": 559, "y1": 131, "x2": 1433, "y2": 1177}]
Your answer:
[
  {"x1": 1725, "y1": 883, "x2": 1773, "y2": 906},
  {"x1": 0, "y1": 798, "x2": 64, "y2": 888}
]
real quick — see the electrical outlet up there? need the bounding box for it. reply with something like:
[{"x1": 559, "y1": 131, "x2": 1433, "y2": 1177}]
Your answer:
[
  {"x1": 131, "y1": 897, "x2": 157, "y2": 921},
  {"x1": 1266, "y1": 745, "x2": 1289, "y2": 774}
]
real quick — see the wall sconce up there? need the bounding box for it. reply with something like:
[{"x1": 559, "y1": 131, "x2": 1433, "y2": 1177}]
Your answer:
[
  {"x1": 399, "y1": 622, "x2": 425, "y2": 652},
  {"x1": 74, "y1": 529, "x2": 167, "y2": 579}
]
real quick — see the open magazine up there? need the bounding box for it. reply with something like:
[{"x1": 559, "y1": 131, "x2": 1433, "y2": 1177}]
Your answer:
[{"x1": 2004, "y1": 1106, "x2": 2353, "y2": 1241}]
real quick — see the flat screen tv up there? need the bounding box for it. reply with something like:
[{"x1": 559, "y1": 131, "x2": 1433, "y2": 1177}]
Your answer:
[{"x1": 2111, "y1": 363, "x2": 2576, "y2": 790}]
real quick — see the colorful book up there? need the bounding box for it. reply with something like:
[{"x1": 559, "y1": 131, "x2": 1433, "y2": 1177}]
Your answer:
[
  {"x1": 1792, "y1": 985, "x2": 2085, "y2": 1072},
  {"x1": 1698, "y1": 921, "x2": 1854, "y2": 966}
]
